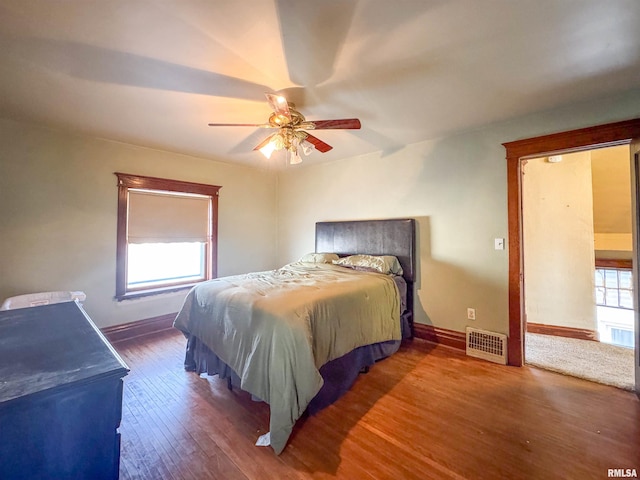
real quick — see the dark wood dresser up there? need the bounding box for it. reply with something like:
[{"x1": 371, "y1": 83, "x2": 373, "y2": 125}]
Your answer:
[{"x1": 0, "y1": 301, "x2": 129, "y2": 480}]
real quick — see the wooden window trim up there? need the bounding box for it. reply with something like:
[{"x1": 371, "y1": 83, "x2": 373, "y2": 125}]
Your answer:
[
  {"x1": 595, "y1": 258, "x2": 632, "y2": 269},
  {"x1": 115, "y1": 173, "x2": 221, "y2": 301}
]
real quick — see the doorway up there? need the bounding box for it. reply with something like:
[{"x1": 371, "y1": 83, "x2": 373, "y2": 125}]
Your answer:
[
  {"x1": 520, "y1": 146, "x2": 635, "y2": 389},
  {"x1": 502, "y1": 117, "x2": 640, "y2": 395}
]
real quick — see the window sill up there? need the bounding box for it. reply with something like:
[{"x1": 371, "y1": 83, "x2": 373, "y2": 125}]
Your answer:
[{"x1": 115, "y1": 284, "x2": 197, "y2": 302}]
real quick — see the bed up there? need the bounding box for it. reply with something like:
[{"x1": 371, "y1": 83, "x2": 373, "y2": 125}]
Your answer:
[{"x1": 173, "y1": 218, "x2": 416, "y2": 454}]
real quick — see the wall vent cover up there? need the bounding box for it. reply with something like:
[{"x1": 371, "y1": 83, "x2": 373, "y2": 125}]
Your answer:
[{"x1": 466, "y1": 327, "x2": 507, "y2": 365}]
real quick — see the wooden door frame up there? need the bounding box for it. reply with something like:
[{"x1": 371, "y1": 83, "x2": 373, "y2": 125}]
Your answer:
[
  {"x1": 503, "y1": 118, "x2": 640, "y2": 366},
  {"x1": 631, "y1": 141, "x2": 640, "y2": 395}
]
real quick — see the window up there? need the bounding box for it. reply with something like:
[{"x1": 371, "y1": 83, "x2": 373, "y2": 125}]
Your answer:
[
  {"x1": 595, "y1": 267, "x2": 633, "y2": 310},
  {"x1": 115, "y1": 173, "x2": 220, "y2": 300},
  {"x1": 610, "y1": 327, "x2": 634, "y2": 348}
]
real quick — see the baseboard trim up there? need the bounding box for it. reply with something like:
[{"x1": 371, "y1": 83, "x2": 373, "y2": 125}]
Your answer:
[
  {"x1": 103, "y1": 316, "x2": 472, "y2": 350},
  {"x1": 414, "y1": 323, "x2": 466, "y2": 351},
  {"x1": 526, "y1": 322, "x2": 598, "y2": 341},
  {"x1": 101, "y1": 313, "x2": 177, "y2": 343}
]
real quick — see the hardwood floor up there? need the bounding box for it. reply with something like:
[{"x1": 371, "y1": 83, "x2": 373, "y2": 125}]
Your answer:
[{"x1": 113, "y1": 330, "x2": 640, "y2": 479}]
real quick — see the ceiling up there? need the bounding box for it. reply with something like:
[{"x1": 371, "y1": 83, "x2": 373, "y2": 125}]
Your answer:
[{"x1": 0, "y1": 0, "x2": 639, "y2": 169}]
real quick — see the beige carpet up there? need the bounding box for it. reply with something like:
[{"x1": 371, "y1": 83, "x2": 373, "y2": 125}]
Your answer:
[{"x1": 525, "y1": 333, "x2": 635, "y2": 391}]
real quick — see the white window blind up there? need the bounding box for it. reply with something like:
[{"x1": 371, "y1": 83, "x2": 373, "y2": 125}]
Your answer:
[{"x1": 127, "y1": 190, "x2": 210, "y2": 244}]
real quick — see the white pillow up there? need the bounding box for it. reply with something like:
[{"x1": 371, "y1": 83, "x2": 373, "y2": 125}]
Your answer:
[
  {"x1": 333, "y1": 254, "x2": 403, "y2": 275},
  {"x1": 298, "y1": 252, "x2": 340, "y2": 263}
]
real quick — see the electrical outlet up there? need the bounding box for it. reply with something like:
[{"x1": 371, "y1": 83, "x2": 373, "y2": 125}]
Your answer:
[{"x1": 467, "y1": 308, "x2": 476, "y2": 320}]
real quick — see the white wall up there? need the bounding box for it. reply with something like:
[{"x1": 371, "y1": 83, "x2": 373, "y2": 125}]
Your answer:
[
  {"x1": 522, "y1": 153, "x2": 596, "y2": 331},
  {"x1": 276, "y1": 89, "x2": 640, "y2": 335},
  {"x1": 0, "y1": 118, "x2": 278, "y2": 328}
]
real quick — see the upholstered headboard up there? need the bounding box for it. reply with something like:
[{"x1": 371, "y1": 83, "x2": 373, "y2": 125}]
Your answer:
[{"x1": 315, "y1": 218, "x2": 416, "y2": 332}]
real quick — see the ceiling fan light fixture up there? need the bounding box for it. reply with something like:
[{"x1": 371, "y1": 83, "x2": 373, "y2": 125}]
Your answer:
[
  {"x1": 301, "y1": 141, "x2": 314, "y2": 156},
  {"x1": 259, "y1": 139, "x2": 278, "y2": 159},
  {"x1": 210, "y1": 93, "x2": 360, "y2": 164},
  {"x1": 288, "y1": 148, "x2": 302, "y2": 165}
]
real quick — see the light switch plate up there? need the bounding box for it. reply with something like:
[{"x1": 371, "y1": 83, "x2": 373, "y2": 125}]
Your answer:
[{"x1": 494, "y1": 238, "x2": 505, "y2": 250}]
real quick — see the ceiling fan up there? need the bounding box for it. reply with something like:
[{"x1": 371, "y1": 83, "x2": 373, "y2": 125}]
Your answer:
[{"x1": 208, "y1": 93, "x2": 361, "y2": 164}]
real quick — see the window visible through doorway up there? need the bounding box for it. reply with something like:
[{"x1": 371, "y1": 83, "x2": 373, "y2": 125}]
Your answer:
[
  {"x1": 611, "y1": 327, "x2": 634, "y2": 348},
  {"x1": 115, "y1": 173, "x2": 221, "y2": 300},
  {"x1": 595, "y1": 266, "x2": 634, "y2": 348},
  {"x1": 595, "y1": 267, "x2": 633, "y2": 309}
]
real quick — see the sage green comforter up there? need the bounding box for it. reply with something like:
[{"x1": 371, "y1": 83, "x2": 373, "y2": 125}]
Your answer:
[{"x1": 173, "y1": 261, "x2": 401, "y2": 454}]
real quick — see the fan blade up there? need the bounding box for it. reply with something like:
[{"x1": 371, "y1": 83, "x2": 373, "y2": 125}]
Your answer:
[
  {"x1": 305, "y1": 134, "x2": 333, "y2": 153},
  {"x1": 265, "y1": 93, "x2": 291, "y2": 119},
  {"x1": 311, "y1": 118, "x2": 361, "y2": 130},
  {"x1": 253, "y1": 134, "x2": 277, "y2": 151},
  {"x1": 208, "y1": 123, "x2": 272, "y2": 128}
]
